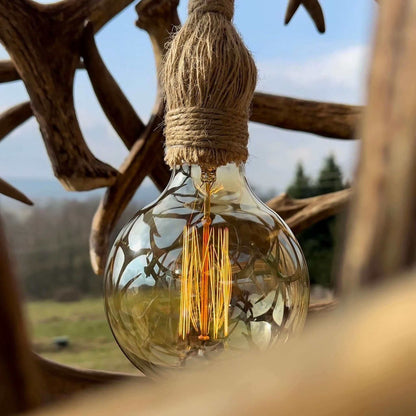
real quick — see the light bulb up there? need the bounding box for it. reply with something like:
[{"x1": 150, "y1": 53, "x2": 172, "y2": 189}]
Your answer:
[{"x1": 104, "y1": 163, "x2": 309, "y2": 375}]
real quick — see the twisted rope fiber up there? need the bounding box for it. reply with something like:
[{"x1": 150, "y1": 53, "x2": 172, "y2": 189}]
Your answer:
[
  {"x1": 161, "y1": 0, "x2": 257, "y2": 168},
  {"x1": 189, "y1": 0, "x2": 234, "y2": 20}
]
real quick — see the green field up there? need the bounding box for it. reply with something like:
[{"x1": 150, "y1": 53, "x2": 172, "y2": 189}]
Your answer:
[{"x1": 26, "y1": 298, "x2": 139, "y2": 374}]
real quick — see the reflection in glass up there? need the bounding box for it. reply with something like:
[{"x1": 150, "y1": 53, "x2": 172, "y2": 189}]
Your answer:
[{"x1": 104, "y1": 163, "x2": 309, "y2": 376}]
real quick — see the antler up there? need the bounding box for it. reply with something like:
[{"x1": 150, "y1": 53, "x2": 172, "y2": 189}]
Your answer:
[
  {"x1": 285, "y1": 0, "x2": 325, "y2": 33},
  {"x1": 339, "y1": 0, "x2": 416, "y2": 293},
  {"x1": 0, "y1": 0, "x2": 135, "y2": 191},
  {"x1": 0, "y1": 60, "x2": 20, "y2": 83},
  {"x1": 252, "y1": 93, "x2": 361, "y2": 140},
  {"x1": 267, "y1": 189, "x2": 351, "y2": 234},
  {"x1": 0, "y1": 178, "x2": 33, "y2": 206},
  {"x1": 0, "y1": 102, "x2": 32, "y2": 142},
  {"x1": 80, "y1": 21, "x2": 171, "y2": 190},
  {"x1": 89, "y1": 0, "x2": 180, "y2": 275}
]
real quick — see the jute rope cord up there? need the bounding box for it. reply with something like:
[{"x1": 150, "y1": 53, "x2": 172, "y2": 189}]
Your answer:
[{"x1": 162, "y1": 0, "x2": 257, "y2": 169}]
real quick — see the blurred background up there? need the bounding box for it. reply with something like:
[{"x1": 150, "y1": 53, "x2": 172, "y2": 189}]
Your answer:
[{"x1": 0, "y1": 0, "x2": 376, "y2": 373}]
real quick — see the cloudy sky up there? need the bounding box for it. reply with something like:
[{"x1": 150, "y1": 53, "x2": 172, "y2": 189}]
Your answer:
[{"x1": 0, "y1": 0, "x2": 377, "y2": 196}]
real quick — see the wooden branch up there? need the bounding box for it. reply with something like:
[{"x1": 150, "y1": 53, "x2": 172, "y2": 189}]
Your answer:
[
  {"x1": 339, "y1": 0, "x2": 416, "y2": 293},
  {"x1": 89, "y1": 0, "x2": 180, "y2": 274},
  {"x1": 0, "y1": 178, "x2": 33, "y2": 205},
  {"x1": 285, "y1": 0, "x2": 325, "y2": 33},
  {"x1": 81, "y1": 21, "x2": 170, "y2": 191},
  {"x1": 251, "y1": 92, "x2": 362, "y2": 140},
  {"x1": 267, "y1": 189, "x2": 351, "y2": 234},
  {"x1": 0, "y1": 217, "x2": 43, "y2": 414},
  {"x1": 26, "y1": 272, "x2": 416, "y2": 416},
  {"x1": 0, "y1": 0, "x2": 120, "y2": 191},
  {"x1": 0, "y1": 60, "x2": 19, "y2": 83},
  {"x1": 0, "y1": 101, "x2": 32, "y2": 141}
]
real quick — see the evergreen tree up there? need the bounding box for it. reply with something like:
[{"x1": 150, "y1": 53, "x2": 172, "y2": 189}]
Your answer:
[
  {"x1": 286, "y1": 162, "x2": 314, "y2": 198},
  {"x1": 287, "y1": 155, "x2": 346, "y2": 288},
  {"x1": 315, "y1": 154, "x2": 344, "y2": 195}
]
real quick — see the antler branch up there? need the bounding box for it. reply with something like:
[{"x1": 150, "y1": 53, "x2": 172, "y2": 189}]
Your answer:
[
  {"x1": 0, "y1": 178, "x2": 33, "y2": 205},
  {"x1": 0, "y1": 0, "x2": 124, "y2": 191},
  {"x1": 0, "y1": 102, "x2": 32, "y2": 142},
  {"x1": 285, "y1": 0, "x2": 325, "y2": 33},
  {"x1": 251, "y1": 93, "x2": 362, "y2": 140},
  {"x1": 0, "y1": 60, "x2": 19, "y2": 83},
  {"x1": 339, "y1": 0, "x2": 416, "y2": 293},
  {"x1": 267, "y1": 189, "x2": 351, "y2": 234},
  {"x1": 89, "y1": 0, "x2": 179, "y2": 275},
  {"x1": 80, "y1": 21, "x2": 170, "y2": 190}
]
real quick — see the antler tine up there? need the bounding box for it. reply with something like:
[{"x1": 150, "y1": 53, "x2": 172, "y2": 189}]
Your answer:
[
  {"x1": 0, "y1": 178, "x2": 33, "y2": 206},
  {"x1": 285, "y1": 0, "x2": 325, "y2": 33},
  {"x1": 0, "y1": 102, "x2": 33, "y2": 142}
]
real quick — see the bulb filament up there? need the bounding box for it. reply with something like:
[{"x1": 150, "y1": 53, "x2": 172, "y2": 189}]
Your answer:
[{"x1": 179, "y1": 168, "x2": 232, "y2": 341}]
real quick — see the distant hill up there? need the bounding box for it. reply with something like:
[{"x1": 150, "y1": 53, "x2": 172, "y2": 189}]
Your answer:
[{"x1": 0, "y1": 177, "x2": 161, "y2": 212}]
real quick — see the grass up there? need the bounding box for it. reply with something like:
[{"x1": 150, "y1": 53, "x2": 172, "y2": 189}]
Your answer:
[{"x1": 26, "y1": 298, "x2": 139, "y2": 374}]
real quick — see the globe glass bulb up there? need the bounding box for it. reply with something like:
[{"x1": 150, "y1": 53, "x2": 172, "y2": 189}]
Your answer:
[{"x1": 104, "y1": 163, "x2": 309, "y2": 375}]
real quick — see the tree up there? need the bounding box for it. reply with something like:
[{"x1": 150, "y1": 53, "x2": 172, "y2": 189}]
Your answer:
[
  {"x1": 3, "y1": 198, "x2": 143, "y2": 300},
  {"x1": 287, "y1": 163, "x2": 314, "y2": 199},
  {"x1": 315, "y1": 154, "x2": 344, "y2": 195},
  {"x1": 287, "y1": 155, "x2": 347, "y2": 288}
]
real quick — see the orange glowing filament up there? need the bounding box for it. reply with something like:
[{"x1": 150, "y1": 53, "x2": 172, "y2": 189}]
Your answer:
[{"x1": 179, "y1": 171, "x2": 232, "y2": 341}]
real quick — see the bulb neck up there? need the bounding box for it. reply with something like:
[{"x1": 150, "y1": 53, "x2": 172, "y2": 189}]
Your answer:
[
  {"x1": 173, "y1": 163, "x2": 246, "y2": 183},
  {"x1": 161, "y1": 162, "x2": 267, "y2": 212}
]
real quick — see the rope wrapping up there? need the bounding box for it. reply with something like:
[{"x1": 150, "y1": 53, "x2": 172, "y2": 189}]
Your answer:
[{"x1": 161, "y1": 0, "x2": 257, "y2": 168}]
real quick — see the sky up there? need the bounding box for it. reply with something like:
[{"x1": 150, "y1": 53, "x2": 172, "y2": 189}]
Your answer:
[{"x1": 0, "y1": 0, "x2": 377, "y2": 197}]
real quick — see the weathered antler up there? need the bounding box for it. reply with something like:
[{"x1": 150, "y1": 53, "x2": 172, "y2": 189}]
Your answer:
[
  {"x1": 0, "y1": 178, "x2": 33, "y2": 206},
  {"x1": 267, "y1": 189, "x2": 351, "y2": 234},
  {"x1": 252, "y1": 93, "x2": 362, "y2": 140},
  {"x1": 80, "y1": 21, "x2": 170, "y2": 190},
  {"x1": 0, "y1": 60, "x2": 85, "y2": 84},
  {"x1": 81, "y1": 22, "x2": 146, "y2": 150},
  {"x1": 285, "y1": 0, "x2": 325, "y2": 33},
  {"x1": 0, "y1": 60, "x2": 20, "y2": 83},
  {"x1": 339, "y1": 0, "x2": 416, "y2": 293},
  {"x1": 89, "y1": 0, "x2": 179, "y2": 275},
  {"x1": 0, "y1": 102, "x2": 32, "y2": 142},
  {"x1": 0, "y1": 0, "x2": 135, "y2": 191}
]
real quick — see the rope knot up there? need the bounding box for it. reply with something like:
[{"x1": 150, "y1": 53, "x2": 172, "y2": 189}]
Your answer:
[
  {"x1": 161, "y1": 0, "x2": 257, "y2": 169},
  {"x1": 188, "y1": 0, "x2": 234, "y2": 21},
  {"x1": 164, "y1": 107, "x2": 249, "y2": 167}
]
